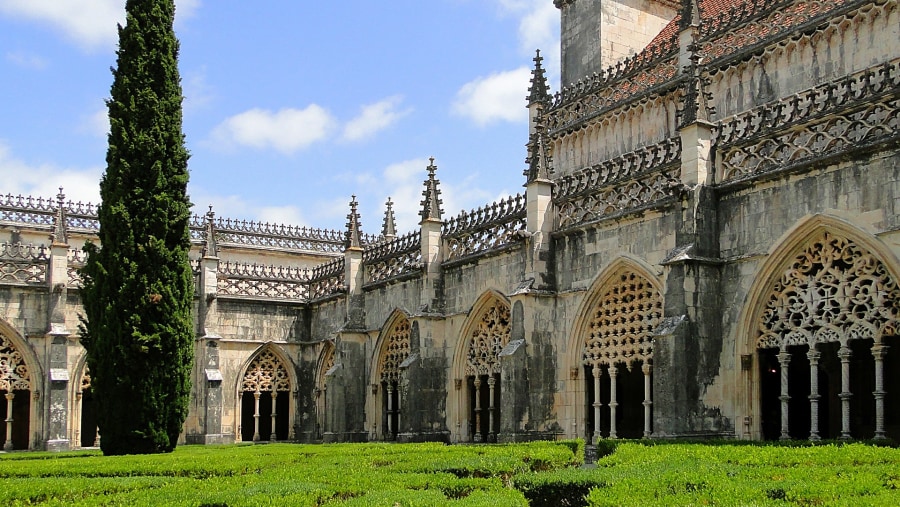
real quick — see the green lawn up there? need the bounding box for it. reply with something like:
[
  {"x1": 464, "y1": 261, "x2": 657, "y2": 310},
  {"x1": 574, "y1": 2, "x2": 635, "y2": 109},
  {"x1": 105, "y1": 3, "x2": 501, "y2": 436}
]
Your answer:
[{"x1": 0, "y1": 440, "x2": 897, "y2": 506}]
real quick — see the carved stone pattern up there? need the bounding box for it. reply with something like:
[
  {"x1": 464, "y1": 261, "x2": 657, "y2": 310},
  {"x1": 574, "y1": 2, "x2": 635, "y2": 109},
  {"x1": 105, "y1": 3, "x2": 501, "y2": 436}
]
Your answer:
[
  {"x1": 0, "y1": 243, "x2": 48, "y2": 285},
  {"x1": 583, "y1": 272, "x2": 662, "y2": 367},
  {"x1": 364, "y1": 231, "x2": 422, "y2": 285},
  {"x1": 545, "y1": 58, "x2": 679, "y2": 133},
  {"x1": 554, "y1": 138, "x2": 681, "y2": 201},
  {"x1": 444, "y1": 195, "x2": 526, "y2": 262},
  {"x1": 556, "y1": 168, "x2": 680, "y2": 230},
  {"x1": 242, "y1": 349, "x2": 290, "y2": 392},
  {"x1": 465, "y1": 303, "x2": 511, "y2": 376},
  {"x1": 216, "y1": 261, "x2": 310, "y2": 301},
  {"x1": 380, "y1": 318, "x2": 411, "y2": 382},
  {"x1": 0, "y1": 333, "x2": 31, "y2": 391},
  {"x1": 758, "y1": 232, "x2": 900, "y2": 350},
  {"x1": 308, "y1": 258, "x2": 345, "y2": 300},
  {"x1": 67, "y1": 247, "x2": 87, "y2": 287}
]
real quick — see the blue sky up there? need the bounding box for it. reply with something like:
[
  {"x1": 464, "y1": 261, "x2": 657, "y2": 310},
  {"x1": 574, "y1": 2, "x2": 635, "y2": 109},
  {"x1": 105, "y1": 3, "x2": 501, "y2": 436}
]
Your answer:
[{"x1": 0, "y1": 0, "x2": 560, "y2": 234}]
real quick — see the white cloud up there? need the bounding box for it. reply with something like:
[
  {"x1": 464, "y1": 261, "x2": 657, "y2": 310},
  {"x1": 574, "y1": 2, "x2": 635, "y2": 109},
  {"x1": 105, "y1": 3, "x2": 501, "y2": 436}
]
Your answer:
[
  {"x1": 452, "y1": 67, "x2": 531, "y2": 126},
  {"x1": 0, "y1": 141, "x2": 101, "y2": 204},
  {"x1": 0, "y1": 0, "x2": 200, "y2": 52},
  {"x1": 79, "y1": 107, "x2": 109, "y2": 138},
  {"x1": 183, "y1": 66, "x2": 215, "y2": 112},
  {"x1": 257, "y1": 205, "x2": 307, "y2": 228},
  {"x1": 342, "y1": 96, "x2": 411, "y2": 142},
  {"x1": 209, "y1": 105, "x2": 337, "y2": 155},
  {"x1": 5, "y1": 50, "x2": 47, "y2": 70}
]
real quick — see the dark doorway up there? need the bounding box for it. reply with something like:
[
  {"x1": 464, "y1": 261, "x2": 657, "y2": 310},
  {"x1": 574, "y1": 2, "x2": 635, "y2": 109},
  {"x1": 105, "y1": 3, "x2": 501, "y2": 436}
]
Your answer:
[
  {"x1": 80, "y1": 388, "x2": 98, "y2": 447},
  {"x1": 0, "y1": 389, "x2": 30, "y2": 450}
]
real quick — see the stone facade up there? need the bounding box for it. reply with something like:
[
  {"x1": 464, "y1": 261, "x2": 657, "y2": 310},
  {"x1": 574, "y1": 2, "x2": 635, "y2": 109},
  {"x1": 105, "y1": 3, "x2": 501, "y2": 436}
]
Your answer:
[{"x1": 1, "y1": 0, "x2": 898, "y2": 450}]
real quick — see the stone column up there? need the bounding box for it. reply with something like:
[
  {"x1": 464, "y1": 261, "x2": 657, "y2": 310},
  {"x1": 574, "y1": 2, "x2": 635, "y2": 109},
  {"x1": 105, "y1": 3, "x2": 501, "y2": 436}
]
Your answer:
[
  {"x1": 487, "y1": 376, "x2": 497, "y2": 442},
  {"x1": 838, "y1": 345, "x2": 853, "y2": 440},
  {"x1": 252, "y1": 390, "x2": 261, "y2": 442},
  {"x1": 872, "y1": 343, "x2": 889, "y2": 440},
  {"x1": 608, "y1": 364, "x2": 619, "y2": 439},
  {"x1": 776, "y1": 350, "x2": 791, "y2": 440},
  {"x1": 386, "y1": 383, "x2": 394, "y2": 439},
  {"x1": 592, "y1": 365, "x2": 602, "y2": 444},
  {"x1": 642, "y1": 362, "x2": 653, "y2": 438},
  {"x1": 807, "y1": 348, "x2": 821, "y2": 441},
  {"x1": 270, "y1": 391, "x2": 277, "y2": 441},
  {"x1": 3, "y1": 392, "x2": 13, "y2": 451},
  {"x1": 473, "y1": 377, "x2": 483, "y2": 443}
]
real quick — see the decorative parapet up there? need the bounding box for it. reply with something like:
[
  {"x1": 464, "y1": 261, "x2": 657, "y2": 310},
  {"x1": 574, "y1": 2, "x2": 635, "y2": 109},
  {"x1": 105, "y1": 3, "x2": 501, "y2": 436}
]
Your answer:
[
  {"x1": 363, "y1": 231, "x2": 422, "y2": 287},
  {"x1": 716, "y1": 58, "x2": 900, "y2": 182},
  {"x1": 0, "y1": 194, "x2": 98, "y2": 231},
  {"x1": 187, "y1": 214, "x2": 360, "y2": 254},
  {"x1": 308, "y1": 257, "x2": 346, "y2": 300},
  {"x1": 443, "y1": 194, "x2": 527, "y2": 263},
  {"x1": 0, "y1": 242, "x2": 48, "y2": 285},
  {"x1": 216, "y1": 261, "x2": 311, "y2": 301},
  {"x1": 66, "y1": 247, "x2": 88, "y2": 288},
  {"x1": 554, "y1": 137, "x2": 683, "y2": 231}
]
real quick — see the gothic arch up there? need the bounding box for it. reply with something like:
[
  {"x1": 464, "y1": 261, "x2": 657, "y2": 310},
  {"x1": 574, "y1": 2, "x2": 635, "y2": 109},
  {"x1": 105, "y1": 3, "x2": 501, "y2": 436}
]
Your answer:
[
  {"x1": 452, "y1": 290, "x2": 512, "y2": 443},
  {"x1": 314, "y1": 340, "x2": 335, "y2": 439},
  {"x1": 0, "y1": 319, "x2": 39, "y2": 450},
  {"x1": 568, "y1": 257, "x2": 663, "y2": 442},
  {"x1": 71, "y1": 353, "x2": 98, "y2": 448},
  {"x1": 369, "y1": 309, "x2": 412, "y2": 440},
  {"x1": 737, "y1": 215, "x2": 900, "y2": 441},
  {"x1": 235, "y1": 343, "x2": 295, "y2": 442}
]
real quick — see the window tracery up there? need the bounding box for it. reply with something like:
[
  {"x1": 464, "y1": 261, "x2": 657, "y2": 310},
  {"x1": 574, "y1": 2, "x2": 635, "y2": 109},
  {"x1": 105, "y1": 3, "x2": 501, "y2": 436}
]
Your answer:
[
  {"x1": 465, "y1": 302, "x2": 511, "y2": 376},
  {"x1": 757, "y1": 232, "x2": 900, "y2": 349},
  {"x1": 379, "y1": 318, "x2": 410, "y2": 382},
  {"x1": 583, "y1": 271, "x2": 662, "y2": 367},
  {"x1": 0, "y1": 334, "x2": 30, "y2": 391},
  {"x1": 242, "y1": 349, "x2": 290, "y2": 392}
]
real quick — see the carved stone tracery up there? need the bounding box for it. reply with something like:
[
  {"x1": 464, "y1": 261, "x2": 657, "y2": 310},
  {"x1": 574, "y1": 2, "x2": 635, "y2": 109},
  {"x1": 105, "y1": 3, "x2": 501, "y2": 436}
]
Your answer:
[
  {"x1": 0, "y1": 334, "x2": 31, "y2": 391},
  {"x1": 242, "y1": 349, "x2": 291, "y2": 393},
  {"x1": 757, "y1": 232, "x2": 900, "y2": 349},
  {"x1": 583, "y1": 272, "x2": 662, "y2": 367},
  {"x1": 465, "y1": 302, "x2": 511, "y2": 376},
  {"x1": 379, "y1": 317, "x2": 411, "y2": 383}
]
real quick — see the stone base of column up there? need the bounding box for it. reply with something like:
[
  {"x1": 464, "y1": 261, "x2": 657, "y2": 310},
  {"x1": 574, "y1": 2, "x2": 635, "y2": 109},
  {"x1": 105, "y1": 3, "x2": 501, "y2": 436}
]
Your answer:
[
  {"x1": 497, "y1": 431, "x2": 561, "y2": 443},
  {"x1": 45, "y1": 439, "x2": 70, "y2": 452},
  {"x1": 322, "y1": 431, "x2": 368, "y2": 443},
  {"x1": 396, "y1": 431, "x2": 450, "y2": 444},
  {"x1": 185, "y1": 433, "x2": 233, "y2": 445},
  {"x1": 650, "y1": 430, "x2": 736, "y2": 440}
]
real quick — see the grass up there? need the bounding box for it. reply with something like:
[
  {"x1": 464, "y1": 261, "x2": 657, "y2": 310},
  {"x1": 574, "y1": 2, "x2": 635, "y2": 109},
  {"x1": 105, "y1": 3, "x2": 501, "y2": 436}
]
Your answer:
[{"x1": 0, "y1": 440, "x2": 897, "y2": 506}]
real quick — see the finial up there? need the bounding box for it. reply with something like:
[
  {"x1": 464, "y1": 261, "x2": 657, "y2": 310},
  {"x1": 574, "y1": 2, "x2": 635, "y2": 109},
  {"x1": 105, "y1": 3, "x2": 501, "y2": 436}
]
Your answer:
[
  {"x1": 50, "y1": 187, "x2": 68, "y2": 246},
  {"x1": 420, "y1": 158, "x2": 443, "y2": 222},
  {"x1": 202, "y1": 204, "x2": 218, "y2": 258},
  {"x1": 345, "y1": 195, "x2": 363, "y2": 249},
  {"x1": 382, "y1": 197, "x2": 397, "y2": 239},
  {"x1": 679, "y1": 0, "x2": 702, "y2": 31},
  {"x1": 524, "y1": 123, "x2": 553, "y2": 183},
  {"x1": 527, "y1": 49, "x2": 551, "y2": 107}
]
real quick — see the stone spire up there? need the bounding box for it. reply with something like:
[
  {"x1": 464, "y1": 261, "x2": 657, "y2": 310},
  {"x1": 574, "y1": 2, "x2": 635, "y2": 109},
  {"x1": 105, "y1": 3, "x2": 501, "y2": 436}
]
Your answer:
[
  {"x1": 527, "y1": 49, "x2": 551, "y2": 107},
  {"x1": 382, "y1": 197, "x2": 397, "y2": 240},
  {"x1": 50, "y1": 187, "x2": 68, "y2": 246},
  {"x1": 525, "y1": 123, "x2": 553, "y2": 183},
  {"x1": 345, "y1": 195, "x2": 363, "y2": 250},
  {"x1": 419, "y1": 158, "x2": 443, "y2": 222},
  {"x1": 678, "y1": 0, "x2": 714, "y2": 128},
  {"x1": 679, "y1": 0, "x2": 702, "y2": 31},
  {"x1": 201, "y1": 205, "x2": 219, "y2": 258}
]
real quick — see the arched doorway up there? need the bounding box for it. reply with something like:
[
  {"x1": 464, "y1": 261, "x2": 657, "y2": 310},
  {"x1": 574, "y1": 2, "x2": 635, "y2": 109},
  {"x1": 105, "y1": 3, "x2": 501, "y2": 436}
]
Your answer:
[
  {"x1": 755, "y1": 231, "x2": 899, "y2": 440},
  {"x1": 315, "y1": 343, "x2": 334, "y2": 440},
  {"x1": 1, "y1": 333, "x2": 32, "y2": 450},
  {"x1": 374, "y1": 315, "x2": 411, "y2": 440},
  {"x1": 239, "y1": 348, "x2": 291, "y2": 442},
  {"x1": 75, "y1": 367, "x2": 99, "y2": 448},
  {"x1": 462, "y1": 298, "x2": 510, "y2": 443},
  {"x1": 581, "y1": 269, "x2": 661, "y2": 442}
]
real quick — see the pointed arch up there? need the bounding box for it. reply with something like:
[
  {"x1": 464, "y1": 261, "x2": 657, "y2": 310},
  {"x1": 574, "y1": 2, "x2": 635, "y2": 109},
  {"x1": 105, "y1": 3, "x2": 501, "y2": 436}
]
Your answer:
[
  {"x1": 370, "y1": 309, "x2": 412, "y2": 440},
  {"x1": 0, "y1": 319, "x2": 38, "y2": 451},
  {"x1": 235, "y1": 342, "x2": 295, "y2": 442},
  {"x1": 737, "y1": 214, "x2": 900, "y2": 441},
  {"x1": 568, "y1": 257, "x2": 663, "y2": 442},
  {"x1": 453, "y1": 290, "x2": 512, "y2": 443},
  {"x1": 71, "y1": 353, "x2": 98, "y2": 448},
  {"x1": 314, "y1": 340, "x2": 335, "y2": 440}
]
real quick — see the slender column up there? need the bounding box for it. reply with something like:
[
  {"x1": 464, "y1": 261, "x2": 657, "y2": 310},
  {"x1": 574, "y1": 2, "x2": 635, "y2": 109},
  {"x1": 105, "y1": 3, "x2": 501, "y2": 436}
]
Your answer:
[
  {"x1": 94, "y1": 427, "x2": 100, "y2": 448},
  {"x1": 608, "y1": 365, "x2": 619, "y2": 439},
  {"x1": 872, "y1": 343, "x2": 889, "y2": 440},
  {"x1": 270, "y1": 391, "x2": 278, "y2": 442},
  {"x1": 74, "y1": 391, "x2": 83, "y2": 446},
  {"x1": 4, "y1": 392, "x2": 14, "y2": 451},
  {"x1": 252, "y1": 390, "x2": 261, "y2": 442},
  {"x1": 386, "y1": 383, "x2": 394, "y2": 440},
  {"x1": 487, "y1": 375, "x2": 497, "y2": 442},
  {"x1": 395, "y1": 382, "x2": 402, "y2": 438},
  {"x1": 642, "y1": 362, "x2": 652, "y2": 438},
  {"x1": 807, "y1": 348, "x2": 821, "y2": 441},
  {"x1": 776, "y1": 351, "x2": 791, "y2": 440},
  {"x1": 838, "y1": 345, "x2": 853, "y2": 440},
  {"x1": 238, "y1": 392, "x2": 244, "y2": 442},
  {"x1": 592, "y1": 365, "x2": 602, "y2": 444},
  {"x1": 473, "y1": 377, "x2": 483, "y2": 443}
]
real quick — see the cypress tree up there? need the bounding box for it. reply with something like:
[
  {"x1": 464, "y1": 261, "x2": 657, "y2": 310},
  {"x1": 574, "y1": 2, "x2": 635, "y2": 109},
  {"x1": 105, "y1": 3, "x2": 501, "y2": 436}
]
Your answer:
[{"x1": 80, "y1": 0, "x2": 193, "y2": 455}]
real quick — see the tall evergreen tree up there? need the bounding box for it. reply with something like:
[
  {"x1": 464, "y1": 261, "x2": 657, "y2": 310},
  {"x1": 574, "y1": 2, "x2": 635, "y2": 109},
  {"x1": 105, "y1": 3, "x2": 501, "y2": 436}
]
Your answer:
[{"x1": 80, "y1": 0, "x2": 193, "y2": 455}]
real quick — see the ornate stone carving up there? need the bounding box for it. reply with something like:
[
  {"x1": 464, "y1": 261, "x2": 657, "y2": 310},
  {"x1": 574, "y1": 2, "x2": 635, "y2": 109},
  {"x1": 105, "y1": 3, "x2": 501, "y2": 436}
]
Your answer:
[
  {"x1": 0, "y1": 243, "x2": 48, "y2": 285},
  {"x1": 217, "y1": 261, "x2": 310, "y2": 301},
  {"x1": 242, "y1": 349, "x2": 290, "y2": 393},
  {"x1": 465, "y1": 302, "x2": 511, "y2": 376},
  {"x1": 757, "y1": 232, "x2": 900, "y2": 350},
  {"x1": 0, "y1": 334, "x2": 31, "y2": 391},
  {"x1": 364, "y1": 232, "x2": 422, "y2": 286},
  {"x1": 379, "y1": 317, "x2": 411, "y2": 382},
  {"x1": 444, "y1": 195, "x2": 526, "y2": 263},
  {"x1": 583, "y1": 272, "x2": 662, "y2": 368},
  {"x1": 308, "y1": 258, "x2": 346, "y2": 300}
]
